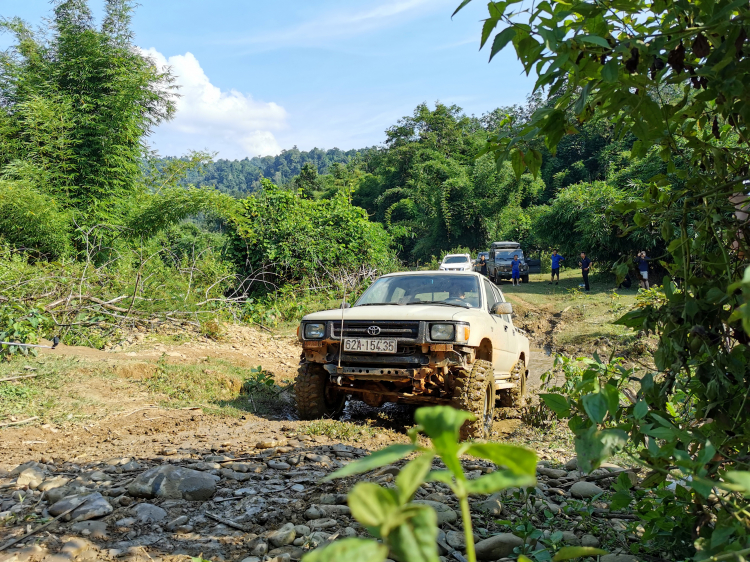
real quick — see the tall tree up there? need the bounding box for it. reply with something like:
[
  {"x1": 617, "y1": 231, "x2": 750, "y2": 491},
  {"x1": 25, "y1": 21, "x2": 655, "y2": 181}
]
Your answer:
[{"x1": 0, "y1": 0, "x2": 176, "y2": 224}]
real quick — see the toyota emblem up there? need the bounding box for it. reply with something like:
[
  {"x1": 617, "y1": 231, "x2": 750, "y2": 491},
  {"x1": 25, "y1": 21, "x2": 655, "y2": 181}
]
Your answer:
[{"x1": 367, "y1": 325, "x2": 381, "y2": 336}]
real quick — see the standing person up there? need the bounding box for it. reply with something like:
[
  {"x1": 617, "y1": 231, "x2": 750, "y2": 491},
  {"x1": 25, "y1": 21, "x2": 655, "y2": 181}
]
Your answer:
[
  {"x1": 578, "y1": 252, "x2": 593, "y2": 292},
  {"x1": 637, "y1": 251, "x2": 650, "y2": 290},
  {"x1": 479, "y1": 254, "x2": 488, "y2": 277},
  {"x1": 549, "y1": 249, "x2": 564, "y2": 285},
  {"x1": 511, "y1": 254, "x2": 521, "y2": 286}
]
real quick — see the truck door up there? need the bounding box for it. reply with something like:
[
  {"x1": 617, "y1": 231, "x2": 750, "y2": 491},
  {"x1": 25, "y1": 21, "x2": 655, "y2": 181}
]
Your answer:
[
  {"x1": 492, "y1": 284, "x2": 519, "y2": 373},
  {"x1": 483, "y1": 278, "x2": 510, "y2": 374}
]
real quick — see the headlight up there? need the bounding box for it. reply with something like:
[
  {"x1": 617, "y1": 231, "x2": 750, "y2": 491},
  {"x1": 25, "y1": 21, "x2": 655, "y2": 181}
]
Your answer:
[
  {"x1": 431, "y1": 324, "x2": 455, "y2": 341},
  {"x1": 304, "y1": 323, "x2": 325, "y2": 339}
]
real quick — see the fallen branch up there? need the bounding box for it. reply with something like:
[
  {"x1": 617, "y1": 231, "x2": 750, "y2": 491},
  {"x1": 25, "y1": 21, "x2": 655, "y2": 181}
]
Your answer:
[
  {"x1": 205, "y1": 511, "x2": 250, "y2": 532},
  {"x1": 0, "y1": 374, "x2": 38, "y2": 383},
  {"x1": 0, "y1": 417, "x2": 38, "y2": 428},
  {"x1": 0, "y1": 496, "x2": 90, "y2": 552}
]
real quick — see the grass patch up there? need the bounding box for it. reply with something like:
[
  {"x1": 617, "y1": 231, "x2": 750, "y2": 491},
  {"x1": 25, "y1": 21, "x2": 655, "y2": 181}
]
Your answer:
[
  {"x1": 0, "y1": 358, "x2": 66, "y2": 423},
  {"x1": 300, "y1": 419, "x2": 378, "y2": 441},
  {"x1": 141, "y1": 358, "x2": 291, "y2": 418}
]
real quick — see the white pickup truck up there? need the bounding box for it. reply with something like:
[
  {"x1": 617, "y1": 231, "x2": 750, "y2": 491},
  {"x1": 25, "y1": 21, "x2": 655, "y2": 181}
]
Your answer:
[{"x1": 295, "y1": 271, "x2": 530, "y2": 439}]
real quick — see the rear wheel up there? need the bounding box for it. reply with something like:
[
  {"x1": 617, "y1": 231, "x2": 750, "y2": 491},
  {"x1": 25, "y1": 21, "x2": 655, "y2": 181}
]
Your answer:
[
  {"x1": 295, "y1": 362, "x2": 346, "y2": 420},
  {"x1": 452, "y1": 359, "x2": 495, "y2": 441}
]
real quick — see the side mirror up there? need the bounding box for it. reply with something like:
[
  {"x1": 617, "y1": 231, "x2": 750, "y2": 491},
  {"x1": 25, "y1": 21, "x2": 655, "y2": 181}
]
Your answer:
[
  {"x1": 340, "y1": 302, "x2": 351, "y2": 309},
  {"x1": 491, "y1": 302, "x2": 513, "y2": 315}
]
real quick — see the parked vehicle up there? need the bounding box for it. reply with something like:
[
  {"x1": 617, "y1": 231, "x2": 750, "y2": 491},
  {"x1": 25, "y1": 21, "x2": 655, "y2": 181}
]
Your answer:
[
  {"x1": 487, "y1": 241, "x2": 540, "y2": 283},
  {"x1": 439, "y1": 253, "x2": 473, "y2": 272},
  {"x1": 295, "y1": 271, "x2": 530, "y2": 440}
]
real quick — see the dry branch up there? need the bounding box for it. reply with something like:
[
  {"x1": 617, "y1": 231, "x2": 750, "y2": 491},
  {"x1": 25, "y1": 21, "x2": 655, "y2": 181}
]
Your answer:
[{"x1": 0, "y1": 417, "x2": 38, "y2": 428}]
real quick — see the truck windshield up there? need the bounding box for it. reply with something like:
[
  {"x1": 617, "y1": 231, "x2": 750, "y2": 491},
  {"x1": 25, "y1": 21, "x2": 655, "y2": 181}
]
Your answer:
[
  {"x1": 495, "y1": 250, "x2": 523, "y2": 260},
  {"x1": 443, "y1": 256, "x2": 470, "y2": 264},
  {"x1": 356, "y1": 275, "x2": 482, "y2": 309}
]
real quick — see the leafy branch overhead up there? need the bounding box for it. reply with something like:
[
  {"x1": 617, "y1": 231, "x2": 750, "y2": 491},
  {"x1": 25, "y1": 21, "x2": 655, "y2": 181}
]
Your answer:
[
  {"x1": 454, "y1": 0, "x2": 750, "y2": 559},
  {"x1": 456, "y1": 0, "x2": 749, "y2": 186}
]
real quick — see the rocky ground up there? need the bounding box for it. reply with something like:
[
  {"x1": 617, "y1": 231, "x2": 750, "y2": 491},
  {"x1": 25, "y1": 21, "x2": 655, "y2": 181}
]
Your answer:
[
  {"x1": 0, "y1": 425, "x2": 648, "y2": 562},
  {"x1": 0, "y1": 315, "x2": 652, "y2": 562}
]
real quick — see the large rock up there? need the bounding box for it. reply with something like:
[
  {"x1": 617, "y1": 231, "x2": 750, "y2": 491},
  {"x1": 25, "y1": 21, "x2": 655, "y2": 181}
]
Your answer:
[
  {"x1": 16, "y1": 467, "x2": 45, "y2": 490},
  {"x1": 133, "y1": 503, "x2": 167, "y2": 523},
  {"x1": 38, "y1": 477, "x2": 70, "y2": 493},
  {"x1": 475, "y1": 534, "x2": 524, "y2": 561},
  {"x1": 412, "y1": 500, "x2": 458, "y2": 524},
  {"x1": 48, "y1": 492, "x2": 113, "y2": 522},
  {"x1": 71, "y1": 520, "x2": 109, "y2": 539},
  {"x1": 475, "y1": 493, "x2": 503, "y2": 516},
  {"x1": 537, "y1": 467, "x2": 568, "y2": 479},
  {"x1": 446, "y1": 530, "x2": 466, "y2": 550},
  {"x1": 581, "y1": 534, "x2": 600, "y2": 548},
  {"x1": 561, "y1": 531, "x2": 580, "y2": 546},
  {"x1": 570, "y1": 481, "x2": 604, "y2": 499},
  {"x1": 564, "y1": 458, "x2": 578, "y2": 471},
  {"x1": 268, "y1": 523, "x2": 296, "y2": 547},
  {"x1": 127, "y1": 465, "x2": 218, "y2": 501}
]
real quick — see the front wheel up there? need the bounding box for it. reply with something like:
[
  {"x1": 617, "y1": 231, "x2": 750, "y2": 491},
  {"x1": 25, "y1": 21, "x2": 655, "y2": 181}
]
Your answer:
[
  {"x1": 295, "y1": 362, "x2": 346, "y2": 420},
  {"x1": 452, "y1": 359, "x2": 495, "y2": 441},
  {"x1": 522, "y1": 275, "x2": 529, "y2": 284}
]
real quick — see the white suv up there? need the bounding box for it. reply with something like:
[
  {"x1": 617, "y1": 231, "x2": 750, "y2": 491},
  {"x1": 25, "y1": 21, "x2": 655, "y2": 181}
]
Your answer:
[
  {"x1": 439, "y1": 254, "x2": 473, "y2": 272},
  {"x1": 295, "y1": 271, "x2": 530, "y2": 440}
]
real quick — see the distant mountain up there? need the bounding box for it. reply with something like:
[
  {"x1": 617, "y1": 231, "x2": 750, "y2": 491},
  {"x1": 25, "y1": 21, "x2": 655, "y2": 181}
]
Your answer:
[{"x1": 168, "y1": 146, "x2": 376, "y2": 196}]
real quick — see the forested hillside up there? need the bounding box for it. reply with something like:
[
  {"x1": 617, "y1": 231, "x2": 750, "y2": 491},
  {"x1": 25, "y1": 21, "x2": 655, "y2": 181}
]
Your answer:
[{"x1": 164, "y1": 146, "x2": 374, "y2": 197}]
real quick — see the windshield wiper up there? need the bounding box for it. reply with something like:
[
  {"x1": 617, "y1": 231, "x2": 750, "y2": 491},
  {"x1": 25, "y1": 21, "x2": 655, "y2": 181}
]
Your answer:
[
  {"x1": 356, "y1": 303, "x2": 403, "y2": 307},
  {"x1": 406, "y1": 300, "x2": 470, "y2": 308}
]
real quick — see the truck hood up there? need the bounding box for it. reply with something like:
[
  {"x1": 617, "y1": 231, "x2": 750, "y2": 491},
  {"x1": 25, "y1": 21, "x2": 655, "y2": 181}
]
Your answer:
[{"x1": 302, "y1": 304, "x2": 482, "y2": 323}]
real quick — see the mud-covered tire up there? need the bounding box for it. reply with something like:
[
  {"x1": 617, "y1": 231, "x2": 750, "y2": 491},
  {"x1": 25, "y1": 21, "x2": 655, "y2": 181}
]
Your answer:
[
  {"x1": 451, "y1": 359, "x2": 495, "y2": 441},
  {"x1": 295, "y1": 362, "x2": 346, "y2": 420},
  {"x1": 499, "y1": 359, "x2": 527, "y2": 408}
]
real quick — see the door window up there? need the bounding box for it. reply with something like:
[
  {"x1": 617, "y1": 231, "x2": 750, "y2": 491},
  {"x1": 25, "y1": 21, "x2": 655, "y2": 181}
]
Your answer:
[{"x1": 483, "y1": 279, "x2": 498, "y2": 313}]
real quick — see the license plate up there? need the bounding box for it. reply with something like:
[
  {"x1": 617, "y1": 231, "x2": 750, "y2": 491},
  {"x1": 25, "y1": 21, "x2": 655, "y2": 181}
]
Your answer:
[{"x1": 343, "y1": 338, "x2": 397, "y2": 353}]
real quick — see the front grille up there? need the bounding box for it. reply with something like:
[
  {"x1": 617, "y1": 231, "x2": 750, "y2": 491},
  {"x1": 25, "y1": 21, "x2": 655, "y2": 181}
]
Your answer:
[{"x1": 332, "y1": 321, "x2": 420, "y2": 340}]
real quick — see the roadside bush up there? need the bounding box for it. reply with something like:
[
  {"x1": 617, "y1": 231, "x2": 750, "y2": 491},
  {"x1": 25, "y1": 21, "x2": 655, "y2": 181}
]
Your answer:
[
  {"x1": 532, "y1": 182, "x2": 651, "y2": 267},
  {"x1": 229, "y1": 179, "x2": 398, "y2": 288},
  {"x1": 0, "y1": 180, "x2": 73, "y2": 259}
]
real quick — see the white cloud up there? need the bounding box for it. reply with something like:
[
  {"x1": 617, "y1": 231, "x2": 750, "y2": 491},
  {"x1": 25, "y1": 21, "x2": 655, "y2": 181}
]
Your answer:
[{"x1": 142, "y1": 48, "x2": 288, "y2": 159}]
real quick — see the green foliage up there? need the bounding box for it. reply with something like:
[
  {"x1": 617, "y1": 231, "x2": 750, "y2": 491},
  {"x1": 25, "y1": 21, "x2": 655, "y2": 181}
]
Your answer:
[
  {"x1": 0, "y1": 180, "x2": 73, "y2": 258},
  {"x1": 0, "y1": 304, "x2": 49, "y2": 360},
  {"x1": 229, "y1": 179, "x2": 397, "y2": 286},
  {"x1": 458, "y1": 0, "x2": 750, "y2": 557},
  {"x1": 307, "y1": 405, "x2": 539, "y2": 562},
  {"x1": 241, "y1": 366, "x2": 277, "y2": 395}
]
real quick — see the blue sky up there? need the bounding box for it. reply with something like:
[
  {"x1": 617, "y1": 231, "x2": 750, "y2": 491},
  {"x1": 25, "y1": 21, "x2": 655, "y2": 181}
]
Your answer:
[{"x1": 1, "y1": 1, "x2": 534, "y2": 159}]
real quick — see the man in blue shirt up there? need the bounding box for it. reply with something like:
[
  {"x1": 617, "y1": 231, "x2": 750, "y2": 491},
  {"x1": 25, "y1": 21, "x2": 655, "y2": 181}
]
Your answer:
[
  {"x1": 511, "y1": 255, "x2": 521, "y2": 286},
  {"x1": 637, "y1": 251, "x2": 650, "y2": 290},
  {"x1": 549, "y1": 249, "x2": 564, "y2": 285},
  {"x1": 578, "y1": 252, "x2": 593, "y2": 292}
]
